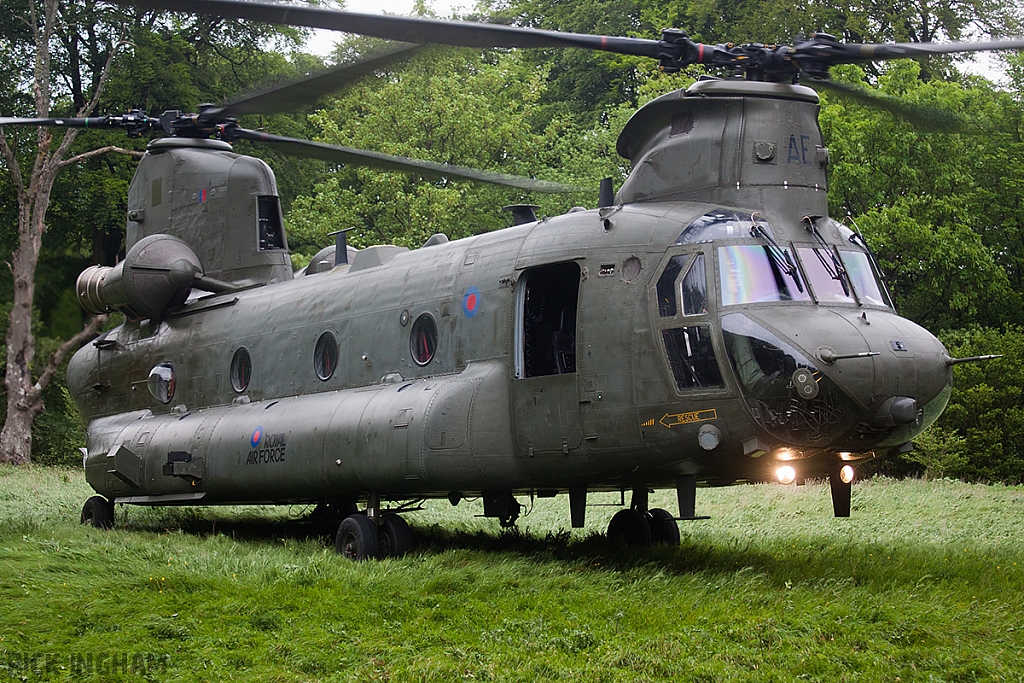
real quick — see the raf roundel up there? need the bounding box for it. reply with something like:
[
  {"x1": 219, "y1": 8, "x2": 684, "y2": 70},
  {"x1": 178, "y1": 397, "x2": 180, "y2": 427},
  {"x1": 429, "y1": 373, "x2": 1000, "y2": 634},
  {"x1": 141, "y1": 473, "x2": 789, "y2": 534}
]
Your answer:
[
  {"x1": 463, "y1": 286, "x2": 481, "y2": 318},
  {"x1": 250, "y1": 426, "x2": 263, "y2": 449}
]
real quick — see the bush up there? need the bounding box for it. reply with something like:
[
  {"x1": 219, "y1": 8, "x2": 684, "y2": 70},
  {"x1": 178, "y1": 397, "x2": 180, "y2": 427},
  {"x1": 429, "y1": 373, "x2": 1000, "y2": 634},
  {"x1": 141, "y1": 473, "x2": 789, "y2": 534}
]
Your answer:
[
  {"x1": 31, "y1": 384, "x2": 87, "y2": 467},
  {"x1": 902, "y1": 326, "x2": 1024, "y2": 483}
]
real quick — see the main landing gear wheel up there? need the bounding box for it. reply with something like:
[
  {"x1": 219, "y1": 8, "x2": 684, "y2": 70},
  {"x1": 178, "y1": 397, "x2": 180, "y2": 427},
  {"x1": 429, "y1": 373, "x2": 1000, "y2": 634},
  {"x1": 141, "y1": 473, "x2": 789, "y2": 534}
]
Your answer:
[
  {"x1": 335, "y1": 514, "x2": 380, "y2": 561},
  {"x1": 379, "y1": 513, "x2": 413, "y2": 558},
  {"x1": 607, "y1": 509, "x2": 653, "y2": 546},
  {"x1": 80, "y1": 496, "x2": 115, "y2": 529},
  {"x1": 499, "y1": 498, "x2": 522, "y2": 528},
  {"x1": 646, "y1": 508, "x2": 680, "y2": 545}
]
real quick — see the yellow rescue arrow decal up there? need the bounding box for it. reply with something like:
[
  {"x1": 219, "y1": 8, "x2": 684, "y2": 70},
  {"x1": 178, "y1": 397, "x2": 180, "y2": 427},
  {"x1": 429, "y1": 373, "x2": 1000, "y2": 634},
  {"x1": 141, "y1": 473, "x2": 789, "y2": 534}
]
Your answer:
[{"x1": 658, "y1": 409, "x2": 718, "y2": 428}]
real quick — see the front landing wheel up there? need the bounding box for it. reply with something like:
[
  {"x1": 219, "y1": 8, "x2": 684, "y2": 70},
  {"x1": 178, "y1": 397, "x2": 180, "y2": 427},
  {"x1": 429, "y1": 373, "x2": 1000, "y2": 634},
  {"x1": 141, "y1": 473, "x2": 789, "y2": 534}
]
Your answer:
[
  {"x1": 646, "y1": 508, "x2": 680, "y2": 545},
  {"x1": 379, "y1": 514, "x2": 413, "y2": 558},
  {"x1": 335, "y1": 514, "x2": 380, "y2": 561},
  {"x1": 80, "y1": 496, "x2": 114, "y2": 529},
  {"x1": 607, "y1": 509, "x2": 652, "y2": 546}
]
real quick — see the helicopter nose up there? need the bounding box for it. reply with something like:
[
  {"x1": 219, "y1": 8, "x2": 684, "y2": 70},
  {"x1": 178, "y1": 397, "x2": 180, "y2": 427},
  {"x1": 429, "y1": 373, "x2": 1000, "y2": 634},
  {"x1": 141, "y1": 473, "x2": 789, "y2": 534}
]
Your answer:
[
  {"x1": 819, "y1": 309, "x2": 952, "y2": 440},
  {"x1": 731, "y1": 308, "x2": 952, "y2": 450}
]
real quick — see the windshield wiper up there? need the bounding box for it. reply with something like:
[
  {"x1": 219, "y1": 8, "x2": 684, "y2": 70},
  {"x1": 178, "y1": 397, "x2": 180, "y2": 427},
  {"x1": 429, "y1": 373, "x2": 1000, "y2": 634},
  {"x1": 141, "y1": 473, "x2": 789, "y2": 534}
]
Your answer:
[
  {"x1": 803, "y1": 215, "x2": 850, "y2": 296},
  {"x1": 750, "y1": 215, "x2": 804, "y2": 293},
  {"x1": 844, "y1": 216, "x2": 896, "y2": 307}
]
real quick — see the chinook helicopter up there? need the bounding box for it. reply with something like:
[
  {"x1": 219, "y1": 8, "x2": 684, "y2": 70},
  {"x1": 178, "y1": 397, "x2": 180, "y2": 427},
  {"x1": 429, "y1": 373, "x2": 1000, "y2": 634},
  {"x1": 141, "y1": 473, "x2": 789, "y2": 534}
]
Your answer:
[{"x1": 4, "y1": 0, "x2": 1019, "y2": 560}]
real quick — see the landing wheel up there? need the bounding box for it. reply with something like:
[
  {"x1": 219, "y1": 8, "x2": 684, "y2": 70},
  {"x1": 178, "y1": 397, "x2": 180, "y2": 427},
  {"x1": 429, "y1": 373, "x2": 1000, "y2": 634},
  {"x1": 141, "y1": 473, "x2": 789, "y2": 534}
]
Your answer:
[
  {"x1": 80, "y1": 496, "x2": 114, "y2": 529},
  {"x1": 607, "y1": 509, "x2": 652, "y2": 546},
  {"x1": 379, "y1": 514, "x2": 413, "y2": 558},
  {"x1": 335, "y1": 514, "x2": 380, "y2": 561},
  {"x1": 499, "y1": 498, "x2": 522, "y2": 528},
  {"x1": 646, "y1": 508, "x2": 680, "y2": 545}
]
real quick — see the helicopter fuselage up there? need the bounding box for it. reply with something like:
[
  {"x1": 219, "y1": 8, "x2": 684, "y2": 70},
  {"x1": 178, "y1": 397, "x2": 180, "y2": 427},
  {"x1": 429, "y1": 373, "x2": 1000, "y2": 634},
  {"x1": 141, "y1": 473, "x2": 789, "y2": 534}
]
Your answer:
[{"x1": 66, "y1": 79, "x2": 952, "y2": 520}]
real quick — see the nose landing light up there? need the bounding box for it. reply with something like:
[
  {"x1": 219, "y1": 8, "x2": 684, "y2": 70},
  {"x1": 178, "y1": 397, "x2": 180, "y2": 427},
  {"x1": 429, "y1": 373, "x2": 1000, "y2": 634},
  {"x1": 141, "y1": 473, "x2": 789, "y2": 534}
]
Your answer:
[{"x1": 776, "y1": 465, "x2": 797, "y2": 485}]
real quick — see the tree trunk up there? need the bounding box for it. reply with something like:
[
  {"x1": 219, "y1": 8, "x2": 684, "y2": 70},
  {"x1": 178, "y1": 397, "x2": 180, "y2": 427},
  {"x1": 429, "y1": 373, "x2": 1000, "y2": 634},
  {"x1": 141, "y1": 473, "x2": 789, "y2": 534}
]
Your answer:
[
  {"x1": 0, "y1": 0, "x2": 119, "y2": 464},
  {"x1": 0, "y1": 400, "x2": 42, "y2": 465},
  {"x1": 1, "y1": 165, "x2": 52, "y2": 465}
]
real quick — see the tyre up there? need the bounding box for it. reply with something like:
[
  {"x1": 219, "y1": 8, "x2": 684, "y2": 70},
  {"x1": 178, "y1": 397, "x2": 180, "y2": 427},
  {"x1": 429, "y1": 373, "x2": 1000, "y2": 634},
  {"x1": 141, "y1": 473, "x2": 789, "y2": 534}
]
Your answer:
[
  {"x1": 379, "y1": 513, "x2": 413, "y2": 558},
  {"x1": 646, "y1": 508, "x2": 680, "y2": 545},
  {"x1": 335, "y1": 514, "x2": 380, "y2": 560},
  {"x1": 80, "y1": 496, "x2": 114, "y2": 529},
  {"x1": 607, "y1": 509, "x2": 652, "y2": 546}
]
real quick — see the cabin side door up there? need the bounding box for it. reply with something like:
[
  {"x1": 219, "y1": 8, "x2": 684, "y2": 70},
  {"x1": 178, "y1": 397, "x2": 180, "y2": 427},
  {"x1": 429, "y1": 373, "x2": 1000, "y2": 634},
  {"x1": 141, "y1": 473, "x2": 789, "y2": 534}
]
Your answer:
[{"x1": 510, "y1": 262, "x2": 583, "y2": 455}]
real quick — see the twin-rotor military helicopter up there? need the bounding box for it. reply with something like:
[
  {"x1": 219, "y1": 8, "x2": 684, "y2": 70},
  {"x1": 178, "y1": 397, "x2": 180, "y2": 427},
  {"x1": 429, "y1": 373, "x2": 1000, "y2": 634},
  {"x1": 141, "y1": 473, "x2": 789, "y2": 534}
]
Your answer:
[{"x1": 4, "y1": 0, "x2": 1019, "y2": 559}]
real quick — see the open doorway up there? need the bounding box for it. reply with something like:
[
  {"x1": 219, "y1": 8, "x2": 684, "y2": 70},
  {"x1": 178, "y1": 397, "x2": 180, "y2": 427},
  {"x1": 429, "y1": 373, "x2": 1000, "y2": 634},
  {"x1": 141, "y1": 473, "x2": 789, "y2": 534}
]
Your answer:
[{"x1": 514, "y1": 262, "x2": 580, "y2": 379}]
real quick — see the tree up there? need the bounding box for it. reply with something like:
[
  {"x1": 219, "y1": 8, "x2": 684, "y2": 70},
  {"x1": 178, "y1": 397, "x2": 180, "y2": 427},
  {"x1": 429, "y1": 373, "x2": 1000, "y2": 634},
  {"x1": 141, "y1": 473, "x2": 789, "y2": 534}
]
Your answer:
[
  {"x1": 286, "y1": 46, "x2": 617, "y2": 255},
  {"x1": 0, "y1": 0, "x2": 133, "y2": 464},
  {"x1": 818, "y1": 60, "x2": 1024, "y2": 329},
  {"x1": 0, "y1": 0, "x2": 312, "y2": 464}
]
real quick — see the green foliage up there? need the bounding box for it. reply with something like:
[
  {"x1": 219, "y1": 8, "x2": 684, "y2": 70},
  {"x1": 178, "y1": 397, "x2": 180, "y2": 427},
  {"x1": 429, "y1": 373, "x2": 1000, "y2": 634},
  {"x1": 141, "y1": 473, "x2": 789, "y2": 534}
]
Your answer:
[
  {"x1": 286, "y1": 47, "x2": 615, "y2": 253},
  {"x1": 880, "y1": 327, "x2": 1024, "y2": 484},
  {"x1": 484, "y1": 0, "x2": 650, "y2": 122},
  {"x1": 820, "y1": 61, "x2": 1024, "y2": 329},
  {"x1": 30, "y1": 385, "x2": 87, "y2": 466},
  {"x1": 852, "y1": 200, "x2": 1020, "y2": 330},
  {"x1": 0, "y1": 300, "x2": 89, "y2": 466},
  {"x1": 927, "y1": 327, "x2": 1024, "y2": 483},
  {"x1": 904, "y1": 425, "x2": 970, "y2": 479}
]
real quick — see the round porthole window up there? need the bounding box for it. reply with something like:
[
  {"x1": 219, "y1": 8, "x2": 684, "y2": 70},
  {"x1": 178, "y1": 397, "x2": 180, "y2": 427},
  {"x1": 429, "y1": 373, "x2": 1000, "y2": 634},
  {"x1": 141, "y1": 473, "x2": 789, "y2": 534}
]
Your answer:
[
  {"x1": 410, "y1": 314, "x2": 438, "y2": 366},
  {"x1": 314, "y1": 332, "x2": 338, "y2": 380},
  {"x1": 147, "y1": 362, "x2": 175, "y2": 404},
  {"x1": 230, "y1": 347, "x2": 252, "y2": 392},
  {"x1": 621, "y1": 256, "x2": 642, "y2": 283}
]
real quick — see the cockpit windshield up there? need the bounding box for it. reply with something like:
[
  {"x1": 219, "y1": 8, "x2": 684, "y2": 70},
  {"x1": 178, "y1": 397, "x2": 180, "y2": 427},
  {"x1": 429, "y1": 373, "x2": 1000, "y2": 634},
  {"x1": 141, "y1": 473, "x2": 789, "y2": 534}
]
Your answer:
[
  {"x1": 719, "y1": 245, "x2": 810, "y2": 306},
  {"x1": 797, "y1": 247, "x2": 854, "y2": 303},
  {"x1": 840, "y1": 250, "x2": 891, "y2": 307}
]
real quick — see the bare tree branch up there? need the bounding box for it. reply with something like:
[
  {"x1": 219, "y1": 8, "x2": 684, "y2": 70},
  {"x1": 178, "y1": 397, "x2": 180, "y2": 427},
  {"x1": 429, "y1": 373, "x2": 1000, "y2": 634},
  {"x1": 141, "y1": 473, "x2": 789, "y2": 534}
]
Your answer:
[
  {"x1": 0, "y1": 127, "x2": 26, "y2": 194},
  {"x1": 75, "y1": 35, "x2": 128, "y2": 118},
  {"x1": 57, "y1": 145, "x2": 144, "y2": 170},
  {"x1": 53, "y1": 19, "x2": 128, "y2": 163},
  {"x1": 29, "y1": 314, "x2": 108, "y2": 403}
]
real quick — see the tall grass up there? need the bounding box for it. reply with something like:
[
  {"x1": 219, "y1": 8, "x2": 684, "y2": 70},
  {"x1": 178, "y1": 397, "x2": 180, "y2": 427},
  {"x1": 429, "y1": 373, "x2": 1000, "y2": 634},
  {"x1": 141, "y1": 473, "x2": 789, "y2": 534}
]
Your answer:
[{"x1": 1, "y1": 465, "x2": 1022, "y2": 681}]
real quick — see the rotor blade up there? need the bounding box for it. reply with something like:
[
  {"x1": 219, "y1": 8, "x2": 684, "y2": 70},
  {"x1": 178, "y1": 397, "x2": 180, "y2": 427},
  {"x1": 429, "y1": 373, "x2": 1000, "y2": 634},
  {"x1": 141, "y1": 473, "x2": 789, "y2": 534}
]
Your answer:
[
  {"x1": 809, "y1": 78, "x2": 966, "y2": 132},
  {"x1": 108, "y1": 0, "x2": 666, "y2": 58},
  {"x1": 200, "y1": 43, "x2": 425, "y2": 123},
  {"x1": 0, "y1": 112, "x2": 158, "y2": 134},
  {"x1": 0, "y1": 116, "x2": 111, "y2": 128},
  {"x1": 829, "y1": 37, "x2": 1024, "y2": 62},
  {"x1": 227, "y1": 127, "x2": 578, "y2": 193},
  {"x1": 794, "y1": 35, "x2": 1024, "y2": 70}
]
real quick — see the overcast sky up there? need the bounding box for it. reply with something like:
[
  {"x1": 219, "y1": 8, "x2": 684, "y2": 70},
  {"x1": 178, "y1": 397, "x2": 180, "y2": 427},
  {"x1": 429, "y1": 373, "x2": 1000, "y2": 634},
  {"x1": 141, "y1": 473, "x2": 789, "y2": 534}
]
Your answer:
[{"x1": 304, "y1": 0, "x2": 468, "y2": 55}]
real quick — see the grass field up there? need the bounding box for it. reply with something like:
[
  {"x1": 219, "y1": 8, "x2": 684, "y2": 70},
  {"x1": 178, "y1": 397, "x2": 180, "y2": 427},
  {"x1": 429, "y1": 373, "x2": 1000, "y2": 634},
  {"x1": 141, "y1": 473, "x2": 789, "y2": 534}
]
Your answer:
[{"x1": 1, "y1": 466, "x2": 1023, "y2": 682}]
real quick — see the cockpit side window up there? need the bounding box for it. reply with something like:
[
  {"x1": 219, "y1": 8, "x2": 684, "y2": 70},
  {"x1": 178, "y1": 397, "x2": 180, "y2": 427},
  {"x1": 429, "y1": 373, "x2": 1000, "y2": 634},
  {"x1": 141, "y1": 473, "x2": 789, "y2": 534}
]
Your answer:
[
  {"x1": 656, "y1": 255, "x2": 686, "y2": 317},
  {"x1": 657, "y1": 252, "x2": 708, "y2": 318},
  {"x1": 681, "y1": 253, "x2": 708, "y2": 316},
  {"x1": 662, "y1": 326, "x2": 724, "y2": 390}
]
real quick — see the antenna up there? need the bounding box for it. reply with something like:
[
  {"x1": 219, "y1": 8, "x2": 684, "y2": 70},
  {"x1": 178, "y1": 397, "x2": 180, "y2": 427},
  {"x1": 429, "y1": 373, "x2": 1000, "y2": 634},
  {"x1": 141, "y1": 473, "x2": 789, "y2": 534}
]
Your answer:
[
  {"x1": 598, "y1": 178, "x2": 615, "y2": 208},
  {"x1": 328, "y1": 228, "x2": 356, "y2": 266}
]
